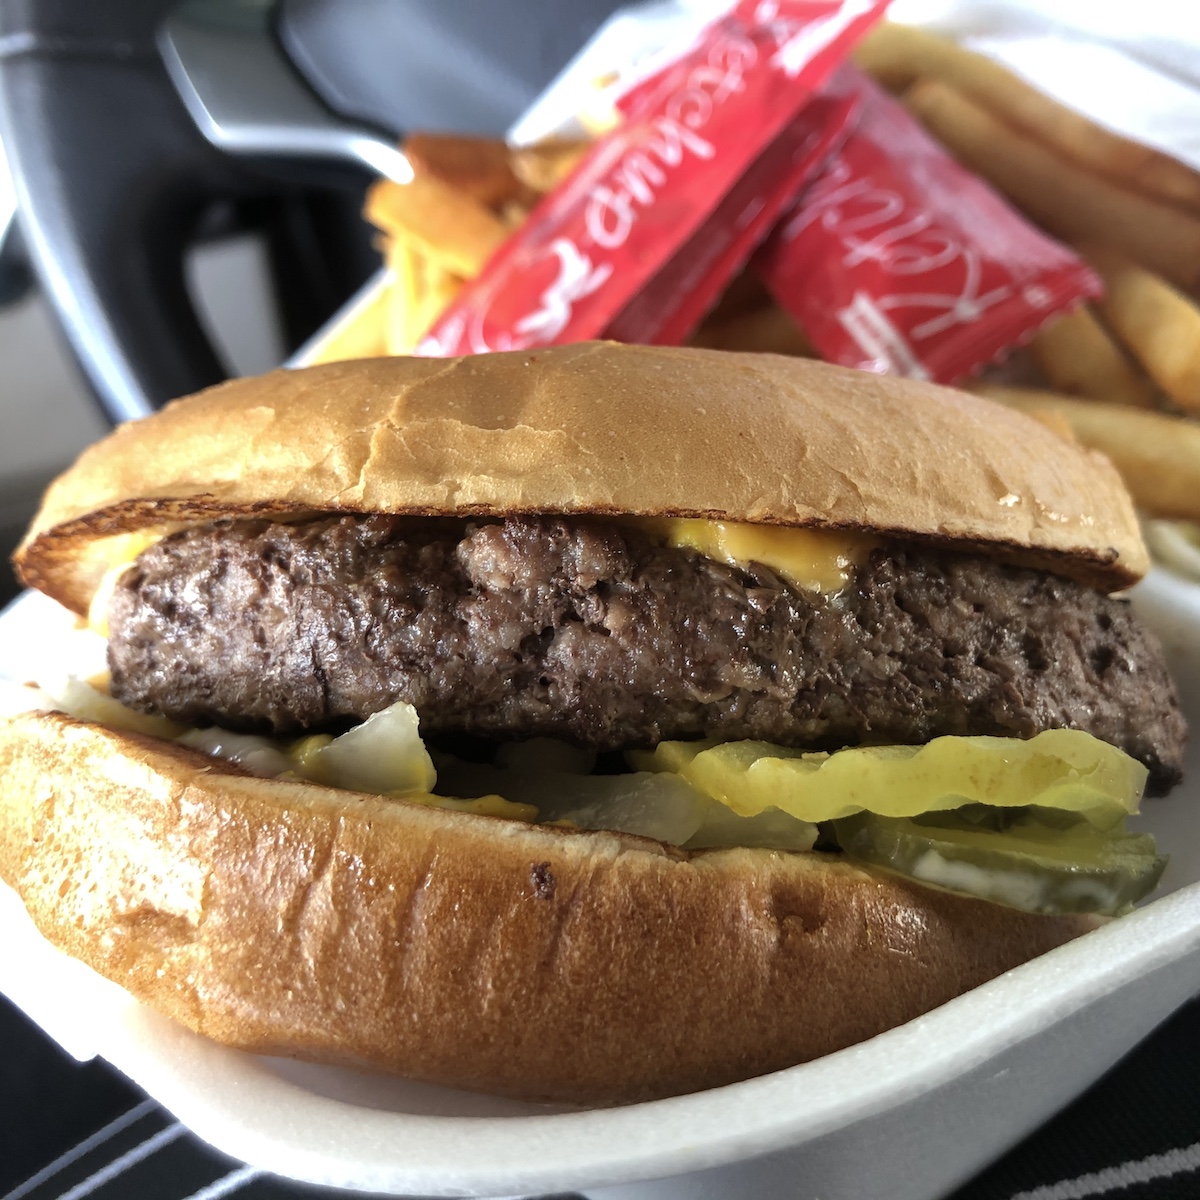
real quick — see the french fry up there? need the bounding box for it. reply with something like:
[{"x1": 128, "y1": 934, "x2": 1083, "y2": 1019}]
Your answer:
[
  {"x1": 857, "y1": 24, "x2": 1200, "y2": 214},
  {"x1": 902, "y1": 80, "x2": 1200, "y2": 291},
  {"x1": 976, "y1": 385, "x2": 1200, "y2": 521},
  {"x1": 852, "y1": 22, "x2": 929, "y2": 92},
  {"x1": 500, "y1": 199, "x2": 535, "y2": 230},
  {"x1": 690, "y1": 305, "x2": 814, "y2": 357},
  {"x1": 510, "y1": 139, "x2": 590, "y2": 194},
  {"x1": 384, "y1": 241, "x2": 426, "y2": 354},
  {"x1": 1082, "y1": 245, "x2": 1200, "y2": 416},
  {"x1": 419, "y1": 261, "x2": 465, "y2": 337},
  {"x1": 1030, "y1": 306, "x2": 1159, "y2": 409},
  {"x1": 1142, "y1": 519, "x2": 1200, "y2": 583},
  {"x1": 365, "y1": 175, "x2": 509, "y2": 278},
  {"x1": 402, "y1": 134, "x2": 524, "y2": 208},
  {"x1": 385, "y1": 240, "x2": 465, "y2": 354},
  {"x1": 301, "y1": 282, "x2": 390, "y2": 365},
  {"x1": 1018, "y1": 408, "x2": 1078, "y2": 445}
]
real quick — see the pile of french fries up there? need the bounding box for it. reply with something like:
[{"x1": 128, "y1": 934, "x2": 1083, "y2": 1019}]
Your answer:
[
  {"x1": 308, "y1": 22, "x2": 1200, "y2": 555},
  {"x1": 305, "y1": 135, "x2": 588, "y2": 363},
  {"x1": 348, "y1": 131, "x2": 802, "y2": 362},
  {"x1": 365, "y1": 137, "x2": 584, "y2": 355},
  {"x1": 856, "y1": 24, "x2": 1200, "y2": 533}
]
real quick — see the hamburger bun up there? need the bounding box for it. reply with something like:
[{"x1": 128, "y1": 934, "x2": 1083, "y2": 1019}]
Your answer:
[
  {"x1": 17, "y1": 342, "x2": 1147, "y2": 617},
  {"x1": 0, "y1": 345, "x2": 1159, "y2": 1104}
]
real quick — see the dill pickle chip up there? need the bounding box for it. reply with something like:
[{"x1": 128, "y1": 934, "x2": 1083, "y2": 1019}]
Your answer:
[
  {"x1": 833, "y1": 810, "x2": 1166, "y2": 916},
  {"x1": 630, "y1": 730, "x2": 1147, "y2": 827}
]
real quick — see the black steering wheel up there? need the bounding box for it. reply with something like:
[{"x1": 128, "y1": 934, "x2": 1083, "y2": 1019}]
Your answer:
[{"x1": 0, "y1": 0, "x2": 621, "y2": 423}]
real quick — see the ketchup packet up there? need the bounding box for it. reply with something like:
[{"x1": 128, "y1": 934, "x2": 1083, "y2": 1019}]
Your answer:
[
  {"x1": 753, "y1": 67, "x2": 1101, "y2": 383},
  {"x1": 606, "y1": 89, "x2": 860, "y2": 345},
  {"x1": 418, "y1": 0, "x2": 889, "y2": 356}
]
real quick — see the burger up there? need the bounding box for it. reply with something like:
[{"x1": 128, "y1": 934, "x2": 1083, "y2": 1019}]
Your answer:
[{"x1": 0, "y1": 343, "x2": 1185, "y2": 1105}]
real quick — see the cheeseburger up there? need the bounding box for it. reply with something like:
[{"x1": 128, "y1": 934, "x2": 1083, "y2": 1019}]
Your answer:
[{"x1": 0, "y1": 343, "x2": 1186, "y2": 1105}]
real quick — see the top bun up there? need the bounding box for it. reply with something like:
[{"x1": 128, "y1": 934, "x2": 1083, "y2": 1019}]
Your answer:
[{"x1": 18, "y1": 343, "x2": 1147, "y2": 613}]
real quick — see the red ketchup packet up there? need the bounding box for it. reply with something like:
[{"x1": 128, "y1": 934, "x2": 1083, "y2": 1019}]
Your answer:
[
  {"x1": 417, "y1": 0, "x2": 890, "y2": 356},
  {"x1": 753, "y1": 67, "x2": 1101, "y2": 383},
  {"x1": 606, "y1": 89, "x2": 860, "y2": 344}
]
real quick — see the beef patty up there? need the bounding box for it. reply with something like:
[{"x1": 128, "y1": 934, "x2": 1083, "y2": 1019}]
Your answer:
[{"x1": 107, "y1": 514, "x2": 1187, "y2": 793}]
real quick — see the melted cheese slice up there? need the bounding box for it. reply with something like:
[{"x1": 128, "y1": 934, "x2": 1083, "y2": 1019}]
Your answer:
[
  {"x1": 638, "y1": 518, "x2": 875, "y2": 593},
  {"x1": 86, "y1": 532, "x2": 166, "y2": 636}
]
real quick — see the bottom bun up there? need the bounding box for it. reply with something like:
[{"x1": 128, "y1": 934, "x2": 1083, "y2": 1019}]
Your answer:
[{"x1": 0, "y1": 712, "x2": 1094, "y2": 1106}]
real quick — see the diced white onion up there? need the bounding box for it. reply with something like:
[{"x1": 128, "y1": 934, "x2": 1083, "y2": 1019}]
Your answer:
[
  {"x1": 20, "y1": 667, "x2": 815, "y2": 851},
  {"x1": 307, "y1": 702, "x2": 436, "y2": 794},
  {"x1": 431, "y1": 755, "x2": 817, "y2": 848},
  {"x1": 44, "y1": 676, "x2": 183, "y2": 739},
  {"x1": 176, "y1": 728, "x2": 293, "y2": 778}
]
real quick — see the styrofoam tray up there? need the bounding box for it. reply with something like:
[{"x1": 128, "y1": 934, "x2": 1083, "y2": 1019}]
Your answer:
[
  {"x1": 1, "y1": 567, "x2": 1199, "y2": 1200},
  {"x1": 8, "y1": 1, "x2": 1200, "y2": 1193}
]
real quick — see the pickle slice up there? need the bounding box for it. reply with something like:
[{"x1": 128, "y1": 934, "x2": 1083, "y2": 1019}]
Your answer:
[
  {"x1": 833, "y1": 810, "x2": 1166, "y2": 916},
  {"x1": 628, "y1": 729, "x2": 1147, "y2": 828}
]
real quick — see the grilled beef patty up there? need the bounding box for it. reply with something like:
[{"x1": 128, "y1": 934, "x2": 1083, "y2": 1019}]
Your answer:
[{"x1": 107, "y1": 514, "x2": 1187, "y2": 793}]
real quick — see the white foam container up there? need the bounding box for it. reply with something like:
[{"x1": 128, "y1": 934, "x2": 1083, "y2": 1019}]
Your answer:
[{"x1": 6, "y1": 2, "x2": 1200, "y2": 1194}]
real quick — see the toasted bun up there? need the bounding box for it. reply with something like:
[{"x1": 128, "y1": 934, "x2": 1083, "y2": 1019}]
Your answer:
[
  {"x1": 17, "y1": 344, "x2": 1146, "y2": 614},
  {"x1": 0, "y1": 710, "x2": 1093, "y2": 1105}
]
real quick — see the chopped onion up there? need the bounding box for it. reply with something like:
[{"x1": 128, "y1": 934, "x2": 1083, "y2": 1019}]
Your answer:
[
  {"x1": 306, "y1": 701, "x2": 436, "y2": 794},
  {"x1": 434, "y1": 756, "x2": 709, "y2": 844},
  {"x1": 45, "y1": 676, "x2": 184, "y2": 740},
  {"x1": 177, "y1": 728, "x2": 292, "y2": 778},
  {"x1": 434, "y1": 754, "x2": 819, "y2": 850}
]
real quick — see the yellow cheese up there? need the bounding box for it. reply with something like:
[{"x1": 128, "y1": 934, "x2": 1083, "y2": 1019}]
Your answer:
[
  {"x1": 393, "y1": 790, "x2": 538, "y2": 822},
  {"x1": 288, "y1": 734, "x2": 336, "y2": 775},
  {"x1": 638, "y1": 518, "x2": 875, "y2": 593},
  {"x1": 86, "y1": 532, "x2": 166, "y2": 636}
]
